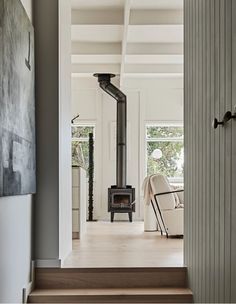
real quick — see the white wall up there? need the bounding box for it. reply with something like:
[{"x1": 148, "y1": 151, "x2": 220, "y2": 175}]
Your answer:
[
  {"x1": 72, "y1": 77, "x2": 183, "y2": 220},
  {"x1": 59, "y1": 0, "x2": 72, "y2": 263},
  {"x1": 20, "y1": 0, "x2": 33, "y2": 21},
  {"x1": 0, "y1": 1, "x2": 34, "y2": 303},
  {"x1": 0, "y1": 196, "x2": 33, "y2": 303}
]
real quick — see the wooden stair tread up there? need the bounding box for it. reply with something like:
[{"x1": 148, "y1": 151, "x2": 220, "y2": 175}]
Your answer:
[
  {"x1": 30, "y1": 287, "x2": 193, "y2": 296},
  {"x1": 36, "y1": 266, "x2": 187, "y2": 272},
  {"x1": 28, "y1": 288, "x2": 193, "y2": 303},
  {"x1": 31, "y1": 267, "x2": 192, "y2": 302}
]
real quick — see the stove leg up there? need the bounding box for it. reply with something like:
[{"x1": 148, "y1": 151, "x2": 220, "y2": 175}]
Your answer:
[
  {"x1": 128, "y1": 212, "x2": 132, "y2": 222},
  {"x1": 111, "y1": 212, "x2": 114, "y2": 222}
]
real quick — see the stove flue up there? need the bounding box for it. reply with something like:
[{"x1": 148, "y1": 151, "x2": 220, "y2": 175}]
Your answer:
[{"x1": 94, "y1": 74, "x2": 135, "y2": 222}]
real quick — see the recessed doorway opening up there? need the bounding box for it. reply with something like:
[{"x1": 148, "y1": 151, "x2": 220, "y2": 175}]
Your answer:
[{"x1": 65, "y1": 0, "x2": 184, "y2": 269}]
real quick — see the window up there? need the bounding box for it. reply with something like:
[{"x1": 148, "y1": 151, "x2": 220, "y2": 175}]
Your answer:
[
  {"x1": 146, "y1": 125, "x2": 184, "y2": 182},
  {"x1": 71, "y1": 125, "x2": 95, "y2": 171}
]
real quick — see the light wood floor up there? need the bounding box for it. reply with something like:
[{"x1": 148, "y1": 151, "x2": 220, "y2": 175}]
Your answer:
[{"x1": 63, "y1": 222, "x2": 183, "y2": 268}]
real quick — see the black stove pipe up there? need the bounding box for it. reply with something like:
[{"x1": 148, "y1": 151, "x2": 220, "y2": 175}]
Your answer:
[{"x1": 94, "y1": 73, "x2": 127, "y2": 188}]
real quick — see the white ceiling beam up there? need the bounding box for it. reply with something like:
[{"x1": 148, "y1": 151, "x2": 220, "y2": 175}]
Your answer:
[
  {"x1": 72, "y1": 42, "x2": 122, "y2": 55},
  {"x1": 128, "y1": 25, "x2": 183, "y2": 43},
  {"x1": 131, "y1": 0, "x2": 183, "y2": 10},
  {"x1": 127, "y1": 43, "x2": 183, "y2": 55},
  {"x1": 72, "y1": 9, "x2": 124, "y2": 25},
  {"x1": 120, "y1": 0, "x2": 131, "y2": 88},
  {"x1": 72, "y1": 72, "x2": 183, "y2": 79},
  {"x1": 72, "y1": 63, "x2": 120, "y2": 74},
  {"x1": 72, "y1": 54, "x2": 121, "y2": 64},
  {"x1": 71, "y1": 25, "x2": 123, "y2": 42},
  {"x1": 71, "y1": 0, "x2": 125, "y2": 10},
  {"x1": 124, "y1": 73, "x2": 183, "y2": 78},
  {"x1": 130, "y1": 10, "x2": 183, "y2": 25},
  {"x1": 125, "y1": 64, "x2": 183, "y2": 73},
  {"x1": 72, "y1": 73, "x2": 100, "y2": 78},
  {"x1": 125, "y1": 54, "x2": 183, "y2": 65}
]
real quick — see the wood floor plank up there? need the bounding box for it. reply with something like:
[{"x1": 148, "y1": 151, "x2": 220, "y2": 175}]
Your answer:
[
  {"x1": 63, "y1": 222, "x2": 183, "y2": 268},
  {"x1": 31, "y1": 223, "x2": 189, "y2": 303}
]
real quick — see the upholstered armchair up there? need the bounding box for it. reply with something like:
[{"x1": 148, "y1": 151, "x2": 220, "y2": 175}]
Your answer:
[{"x1": 143, "y1": 174, "x2": 184, "y2": 237}]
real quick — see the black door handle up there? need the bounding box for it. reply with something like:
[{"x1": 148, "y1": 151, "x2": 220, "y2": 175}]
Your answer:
[{"x1": 212, "y1": 111, "x2": 236, "y2": 129}]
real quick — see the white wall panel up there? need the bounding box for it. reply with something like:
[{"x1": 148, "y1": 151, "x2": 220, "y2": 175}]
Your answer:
[
  {"x1": 72, "y1": 89, "x2": 97, "y2": 120},
  {"x1": 72, "y1": 77, "x2": 183, "y2": 220}
]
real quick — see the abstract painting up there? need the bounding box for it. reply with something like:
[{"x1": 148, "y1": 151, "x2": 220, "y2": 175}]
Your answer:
[{"x1": 0, "y1": 0, "x2": 36, "y2": 196}]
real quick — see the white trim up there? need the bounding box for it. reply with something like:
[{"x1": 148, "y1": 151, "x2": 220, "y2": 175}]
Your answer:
[
  {"x1": 22, "y1": 283, "x2": 33, "y2": 304},
  {"x1": 146, "y1": 120, "x2": 183, "y2": 127},
  {"x1": 139, "y1": 89, "x2": 147, "y2": 219},
  {"x1": 35, "y1": 259, "x2": 61, "y2": 268},
  {"x1": 72, "y1": 122, "x2": 96, "y2": 127},
  {"x1": 95, "y1": 90, "x2": 103, "y2": 219},
  {"x1": 22, "y1": 260, "x2": 35, "y2": 303},
  {"x1": 120, "y1": 0, "x2": 131, "y2": 87},
  {"x1": 147, "y1": 138, "x2": 183, "y2": 142}
]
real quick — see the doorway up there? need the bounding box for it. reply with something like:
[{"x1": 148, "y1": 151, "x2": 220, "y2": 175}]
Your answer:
[{"x1": 65, "y1": 0, "x2": 184, "y2": 268}]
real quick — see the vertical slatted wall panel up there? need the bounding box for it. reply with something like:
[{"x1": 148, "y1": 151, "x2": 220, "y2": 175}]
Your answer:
[
  {"x1": 205, "y1": 1, "x2": 211, "y2": 302},
  {"x1": 225, "y1": 1, "x2": 232, "y2": 302},
  {"x1": 201, "y1": 1, "x2": 206, "y2": 300},
  {"x1": 214, "y1": 2, "x2": 220, "y2": 301},
  {"x1": 209, "y1": 0, "x2": 215, "y2": 300},
  {"x1": 231, "y1": 2, "x2": 236, "y2": 302},
  {"x1": 184, "y1": 0, "x2": 235, "y2": 302}
]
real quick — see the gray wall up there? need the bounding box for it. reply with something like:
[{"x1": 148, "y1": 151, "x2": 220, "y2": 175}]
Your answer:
[
  {"x1": 0, "y1": 1, "x2": 71, "y2": 301},
  {"x1": 34, "y1": 0, "x2": 60, "y2": 263},
  {"x1": 184, "y1": 0, "x2": 236, "y2": 302},
  {"x1": 0, "y1": 2, "x2": 34, "y2": 303},
  {"x1": 34, "y1": 0, "x2": 72, "y2": 265}
]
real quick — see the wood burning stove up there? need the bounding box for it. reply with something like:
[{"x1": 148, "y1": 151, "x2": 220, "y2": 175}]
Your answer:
[
  {"x1": 108, "y1": 186, "x2": 135, "y2": 222},
  {"x1": 94, "y1": 73, "x2": 135, "y2": 222}
]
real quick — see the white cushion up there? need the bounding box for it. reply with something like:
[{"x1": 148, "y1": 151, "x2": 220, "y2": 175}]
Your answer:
[
  {"x1": 144, "y1": 202, "x2": 158, "y2": 231},
  {"x1": 163, "y1": 208, "x2": 184, "y2": 235},
  {"x1": 150, "y1": 174, "x2": 176, "y2": 210}
]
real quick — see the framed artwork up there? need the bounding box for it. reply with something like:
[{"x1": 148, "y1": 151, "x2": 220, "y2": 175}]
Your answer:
[{"x1": 0, "y1": 0, "x2": 36, "y2": 196}]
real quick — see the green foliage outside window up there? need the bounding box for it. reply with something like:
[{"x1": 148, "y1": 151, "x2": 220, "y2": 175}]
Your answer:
[
  {"x1": 72, "y1": 125, "x2": 95, "y2": 170},
  {"x1": 146, "y1": 126, "x2": 183, "y2": 139},
  {"x1": 146, "y1": 126, "x2": 184, "y2": 179},
  {"x1": 72, "y1": 126, "x2": 94, "y2": 139},
  {"x1": 72, "y1": 141, "x2": 86, "y2": 168}
]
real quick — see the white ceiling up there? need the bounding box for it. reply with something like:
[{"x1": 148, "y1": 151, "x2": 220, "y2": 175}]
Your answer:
[
  {"x1": 71, "y1": 0, "x2": 184, "y2": 84},
  {"x1": 71, "y1": 0, "x2": 183, "y2": 10},
  {"x1": 71, "y1": 0, "x2": 125, "y2": 10},
  {"x1": 131, "y1": 0, "x2": 183, "y2": 10}
]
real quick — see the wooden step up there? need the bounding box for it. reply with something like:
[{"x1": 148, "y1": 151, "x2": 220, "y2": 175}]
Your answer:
[
  {"x1": 28, "y1": 287, "x2": 193, "y2": 303},
  {"x1": 35, "y1": 267, "x2": 187, "y2": 289}
]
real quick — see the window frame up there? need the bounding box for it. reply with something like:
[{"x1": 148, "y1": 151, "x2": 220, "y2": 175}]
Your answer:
[{"x1": 145, "y1": 122, "x2": 184, "y2": 184}]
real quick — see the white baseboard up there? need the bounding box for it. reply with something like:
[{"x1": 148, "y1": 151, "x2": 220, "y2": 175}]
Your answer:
[
  {"x1": 22, "y1": 261, "x2": 35, "y2": 303},
  {"x1": 35, "y1": 259, "x2": 61, "y2": 268},
  {"x1": 22, "y1": 281, "x2": 34, "y2": 304}
]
